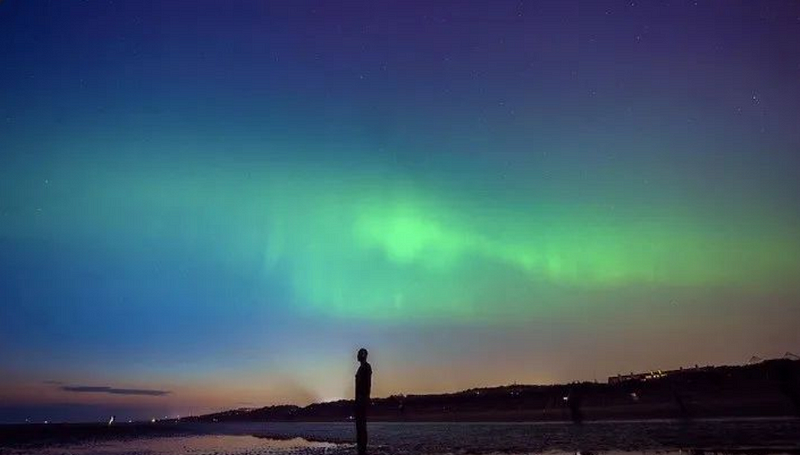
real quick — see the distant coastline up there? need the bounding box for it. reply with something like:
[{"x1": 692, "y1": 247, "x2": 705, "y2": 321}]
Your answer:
[{"x1": 184, "y1": 358, "x2": 800, "y2": 423}]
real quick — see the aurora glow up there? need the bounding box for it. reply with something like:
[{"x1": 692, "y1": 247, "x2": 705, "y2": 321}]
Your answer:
[{"x1": 1, "y1": 0, "x2": 799, "y2": 422}]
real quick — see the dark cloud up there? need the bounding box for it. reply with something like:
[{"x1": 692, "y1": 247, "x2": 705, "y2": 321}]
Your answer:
[{"x1": 60, "y1": 386, "x2": 170, "y2": 397}]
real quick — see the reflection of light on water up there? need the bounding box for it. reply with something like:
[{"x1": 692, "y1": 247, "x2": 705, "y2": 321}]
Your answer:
[
  {"x1": 5, "y1": 435, "x2": 342, "y2": 455},
  {"x1": 251, "y1": 436, "x2": 339, "y2": 449},
  {"x1": 6, "y1": 421, "x2": 797, "y2": 455}
]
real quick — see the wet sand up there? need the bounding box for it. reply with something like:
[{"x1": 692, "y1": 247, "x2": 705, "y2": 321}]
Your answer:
[
  {"x1": 0, "y1": 434, "x2": 346, "y2": 455},
  {"x1": 2, "y1": 419, "x2": 799, "y2": 455}
]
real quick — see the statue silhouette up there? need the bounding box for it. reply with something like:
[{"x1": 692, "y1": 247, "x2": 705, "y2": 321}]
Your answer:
[{"x1": 355, "y1": 348, "x2": 372, "y2": 455}]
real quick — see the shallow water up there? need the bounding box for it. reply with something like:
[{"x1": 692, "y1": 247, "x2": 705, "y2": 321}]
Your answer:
[
  {"x1": 2, "y1": 419, "x2": 799, "y2": 455},
  {"x1": 0, "y1": 435, "x2": 344, "y2": 455},
  {"x1": 215, "y1": 419, "x2": 800, "y2": 453}
]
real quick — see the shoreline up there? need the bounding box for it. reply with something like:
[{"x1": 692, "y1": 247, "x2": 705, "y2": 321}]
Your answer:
[
  {"x1": 3, "y1": 418, "x2": 800, "y2": 454},
  {"x1": 183, "y1": 359, "x2": 800, "y2": 425}
]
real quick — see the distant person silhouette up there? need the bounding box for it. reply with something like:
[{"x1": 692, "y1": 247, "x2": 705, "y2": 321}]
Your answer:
[
  {"x1": 566, "y1": 385, "x2": 583, "y2": 423},
  {"x1": 355, "y1": 348, "x2": 372, "y2": 455}
]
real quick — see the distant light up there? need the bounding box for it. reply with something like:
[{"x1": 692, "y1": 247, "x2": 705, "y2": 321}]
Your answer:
[
  {"x1": 151, "y1": 418, "x2": 156, "y2": 423},
  {"x1": 44, "y1": 421, "x2": 49, "y2": 424},
  {"x1": 562, "y1": 396, "x2": 569, "y2": 401}
]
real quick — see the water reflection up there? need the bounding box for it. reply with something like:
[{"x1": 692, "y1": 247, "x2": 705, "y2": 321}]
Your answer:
[
  {"x1": 2, "y1": 420, "x2": 798, "y2": 455},
  {"x1": 2, "y1": 434, "x2": 800, "y2": 455},
  {"x1": 1, "y1": 435, "x2": 342, "y2": 455}
]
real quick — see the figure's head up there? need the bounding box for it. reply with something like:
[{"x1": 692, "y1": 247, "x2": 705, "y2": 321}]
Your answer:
[{"x1": 357, "y1": 348, "x2": 368, "y2": 362}]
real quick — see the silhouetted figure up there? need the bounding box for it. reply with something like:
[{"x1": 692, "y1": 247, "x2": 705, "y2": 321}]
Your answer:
[
  {"x1": 355, "y1": 348, "x2": 372, "y2": 455},
  {"x1": 566, "y1": 385, "x2": 583, "y2": 423}
]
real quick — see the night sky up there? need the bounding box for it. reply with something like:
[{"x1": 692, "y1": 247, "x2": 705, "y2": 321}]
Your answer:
[{"x1": 1, "y1": 1, "x2": 799, "y2": 423}]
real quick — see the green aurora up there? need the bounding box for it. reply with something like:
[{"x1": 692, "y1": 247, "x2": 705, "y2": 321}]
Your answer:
[{"x1": 5, "y1": 156, "x2": 797, "y2": 321}]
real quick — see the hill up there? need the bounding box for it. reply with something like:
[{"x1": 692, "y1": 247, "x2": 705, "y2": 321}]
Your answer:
[{"x1": 184, "y1": 358, "x2": 800, "y2": 422}]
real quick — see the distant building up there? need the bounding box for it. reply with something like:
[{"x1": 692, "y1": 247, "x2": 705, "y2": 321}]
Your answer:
[
  {"x1": 608, "y1": 366, "x2": 703, "y2": 384},
  {"x1": 608, "y1": 373, "x2": 642, "y2": 384}
]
